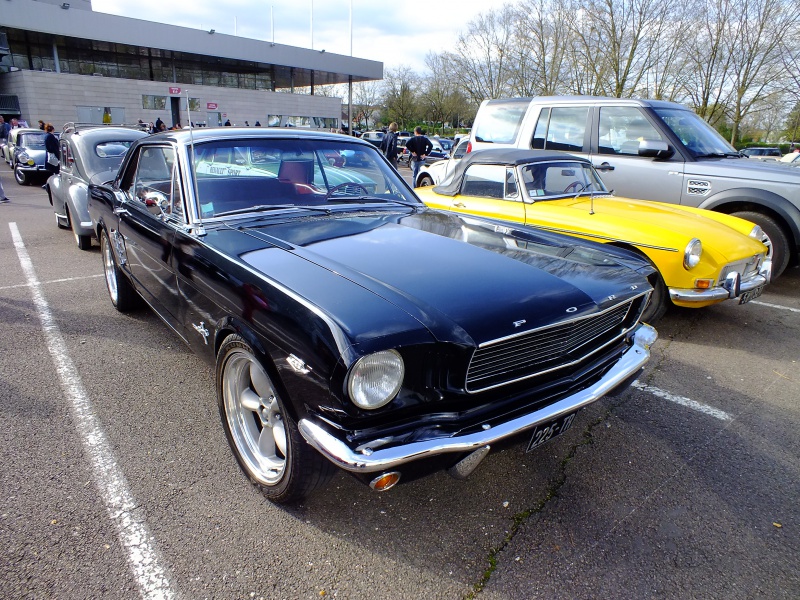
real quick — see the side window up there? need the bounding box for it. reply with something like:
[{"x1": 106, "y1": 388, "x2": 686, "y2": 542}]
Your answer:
[
  {"x1": 473, "y1": 102, "x2": 528, "y2": 144},
  {"x1": 461, "y1": 164, "x2": 513, "y2": 200},
  {"x1": 532, "y1": 108, "x2": 550, "y2": 149},
  {"x1": 122, "y1": 146, "x2": 179, "y2": 216},
  {"x1": 60, "y1": 140, "x2": 71, "y2": 169},
  {"x1": 453, "y1": 139, "x2": 469, "y2": 159},
  {"x1": 598, "y1": 107, "x2": 664, "y2": 156},
  {"x1": 541, "y1": 107, "x2": 589, "y2": 152}
]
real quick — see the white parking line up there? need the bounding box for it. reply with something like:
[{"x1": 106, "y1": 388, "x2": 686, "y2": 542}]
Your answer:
[
  {"x1": 751, "y1": 300, "x2": 800, "y2": 313},
  {"x1": 0, "y1": 273, "x2": 104, "y2": 291},
  {"x1": 631, "y1": 381, "x2": 733, "y2": 421},
  {"x1": 9, "y1": 223, "x2": 174, "y2": 600}
]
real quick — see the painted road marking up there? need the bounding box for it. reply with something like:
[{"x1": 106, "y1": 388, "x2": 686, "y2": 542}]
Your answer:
[
  {"x1": 0, "y1": 273, "x2": 104, "y2": 291},
  {"x1": 632, "y1": 381, "x2": 733, "y2": 421},
  {"x1": 9, "y1": 223, "x2": 174, "y2": 600},
  {"x1": 751, "y1": 300, "x2": 800, "y2": 313}
]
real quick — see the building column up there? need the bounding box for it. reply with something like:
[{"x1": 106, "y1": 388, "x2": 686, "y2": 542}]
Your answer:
[{"x1": 52, "y1": 41, "x2": 61, "y2": 73}]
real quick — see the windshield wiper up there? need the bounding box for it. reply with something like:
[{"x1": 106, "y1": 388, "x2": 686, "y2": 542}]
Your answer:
[
  {"x1": 214, "y1": 204, "x2": 331, "y2": 217},
  {"x1": 693, "y1": 152, "x2": 736, "y2": 158},
  {"x1": 326, "y1": 196, "x2": 421, "y2": 209}
]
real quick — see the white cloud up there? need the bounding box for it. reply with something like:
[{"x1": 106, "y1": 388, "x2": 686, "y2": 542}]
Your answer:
[{"x1": 91, "y1": 0, "x2": 492, "y2": 74}]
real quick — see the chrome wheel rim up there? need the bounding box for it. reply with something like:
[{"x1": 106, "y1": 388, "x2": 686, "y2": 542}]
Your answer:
[
  {"x1": 757, "y1": 229, "x2": 773, "y2": 261},
  {"x1": 223, "y1": 350, "x2": 287, "y2": 486},
  {"x1": 101, "y1": 235, "x2": 119, "y2": 304}
]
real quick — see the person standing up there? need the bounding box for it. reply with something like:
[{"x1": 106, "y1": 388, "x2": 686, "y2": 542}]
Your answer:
[
  {"x1": 404, "y1": 126, "x2": 432, "y2": 186},
  {"x1": 44, "y1": 123, "x2": 60, "y2": 180},
  {"x1": 381, "y1": 122, "x2": 399, "y2": 168},
  {"x1": 0, "y1": 171, "x2": 9, "y2": 203}
]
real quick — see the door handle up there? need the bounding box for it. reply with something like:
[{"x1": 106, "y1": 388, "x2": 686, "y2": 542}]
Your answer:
[
  {"x1": 595, "y1": 163, "x2": 615, "y2": 172},
  {"x1": 113, "y1": 206, "x2": 130, "y2": 216},
  {"x1": 454, "y1": 202, "x2": 466, "y2": 208}
]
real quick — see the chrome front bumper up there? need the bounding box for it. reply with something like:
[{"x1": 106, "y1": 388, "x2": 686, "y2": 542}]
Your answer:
[
  {"x1": 299, "y1": 323, "x2": 657, "y2": 474},
  {"x1": 669, "y1": 259, "x2": 771, "y2": 303}
]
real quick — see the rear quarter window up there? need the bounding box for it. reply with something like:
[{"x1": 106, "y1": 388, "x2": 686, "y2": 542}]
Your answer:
[{"x1": 474, "y1": 102, "x2": 528, "y2": 144}]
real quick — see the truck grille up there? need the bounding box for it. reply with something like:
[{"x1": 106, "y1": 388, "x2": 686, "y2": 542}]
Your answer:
[{"x1": 466, "y1": 299, "x2": 640, "y2": 392}]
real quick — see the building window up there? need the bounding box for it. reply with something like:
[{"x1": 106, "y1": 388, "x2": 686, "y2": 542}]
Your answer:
[{"x1": 142, "y1": 95, "x2": 167, "y2": 110}]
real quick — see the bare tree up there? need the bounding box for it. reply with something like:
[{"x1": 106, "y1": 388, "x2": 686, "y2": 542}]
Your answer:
[
  {"x1": 724, "y1": 0, "x2": 797, "y2": 143},
  {"x1": 383, "y1": 66, "x2": 420, "y2": 129},
  {"x1": 352, "y1": 80, "x2": 383, "y2": 131},
  {"x1": 444, "y1": 6, "x2": 517, "y2": 104},
  {"x1": 510, "y1": 0, "x2": 573, "y2": 96},
  {"x1": 569, "y1": 0, "x2": 680, "y2": 98}
]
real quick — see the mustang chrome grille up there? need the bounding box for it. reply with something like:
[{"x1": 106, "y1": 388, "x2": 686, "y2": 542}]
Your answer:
[{"x1": 466, "y1": 300, "x2": 636, "y2": 393}]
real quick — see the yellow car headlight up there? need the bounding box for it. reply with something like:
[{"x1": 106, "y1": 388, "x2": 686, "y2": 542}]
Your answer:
[{"x1": 683, "y1": 238, "x2": 702, "y2": 269}]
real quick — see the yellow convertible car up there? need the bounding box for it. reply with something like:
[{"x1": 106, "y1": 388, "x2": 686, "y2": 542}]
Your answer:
[{"x1": 415, "y1": 149, "x2": 771, "y2": 321}]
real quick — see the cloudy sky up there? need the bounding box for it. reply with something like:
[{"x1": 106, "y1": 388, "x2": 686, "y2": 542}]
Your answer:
[{"x1": 92, "y1": 0, "x2": 490, "y2": 75}]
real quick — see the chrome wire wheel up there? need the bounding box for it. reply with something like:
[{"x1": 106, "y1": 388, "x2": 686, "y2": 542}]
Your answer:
[
  {"x1": 222, "y1": 348, "x2": 288, "y2": 486},
  {"x1": 101, "y1": 232, "x2": 119, "y2": 305}
]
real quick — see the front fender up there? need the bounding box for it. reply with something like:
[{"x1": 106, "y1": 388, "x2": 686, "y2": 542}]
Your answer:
[{"x1": 698, "y1": 187, "x2": 800, "y2": 249}]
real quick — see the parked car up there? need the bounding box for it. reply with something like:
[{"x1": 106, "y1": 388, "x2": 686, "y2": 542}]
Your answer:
[
  {"x1": 46, "y1": 124, "x2": 148, "y2": 249},
  {"x1": 780, "y1": 152, "x2": 800, "y2": 164},
  {"x1": 5, "y1": 127, "x2": 50, "y2": 185},
  {"x1": 741, "y1": 147, "x2": 782, "y2": 159},
  {"x1": 88, "y1": 128, "x2": 657, "y2": 503},
  {"x1": 467, "y1": 96, "x2": 800, "y2": 276},
  {"x1": 415, "y1": 137, "x2": 470, "y2": 187},
  {"x1": 436, "y1": 138, "x2": 455, "y2": 152},
  {"x1": 360, "y1": 130, "x2": 385, "y2": 147},
  {"x1": 416, "y1": 149, "x2": 771, "y2": 322}
]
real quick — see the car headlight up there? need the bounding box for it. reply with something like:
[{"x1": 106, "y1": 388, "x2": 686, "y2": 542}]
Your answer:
[
  {"x1": 683, "y1": 238, "x2": 702, "y2": 269},
  {"x1": 347, "y1": 350, "x2": 404, "y2": 410},
  {"x1": 18, "y1": 152, "x2": 30, "y2": 162}
]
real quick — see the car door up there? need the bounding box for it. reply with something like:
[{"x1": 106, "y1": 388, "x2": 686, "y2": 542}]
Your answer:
[
  {"x1": 116, "y1": 144, "x2": 185, "y2": 335},
  {"x1": 446, "y1": 163, "x2": 527, "y2": 223},
  {"x1": 54, "y1": 138, "x2": 75, "y2": 214},
  {"x1": 588, "y1": 105, "x2": 684, "y2": 203}
]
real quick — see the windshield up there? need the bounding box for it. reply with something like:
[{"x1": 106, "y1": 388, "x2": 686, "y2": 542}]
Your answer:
[
  {"x1": 189, "y1": 139, "x2": 419, "y2": 219},
  {"x1": 654, "y1": 107, "x2": 737, "y2": 158},
  {"x1": 84, "y1": 139, "x2": 139, "y2": 178},
  {"x1": 519, "y1": 161, "x2": 607, "y2": 199},
  {"x1": 19, "y1": 133, "x2": 47, "y2": 148}
]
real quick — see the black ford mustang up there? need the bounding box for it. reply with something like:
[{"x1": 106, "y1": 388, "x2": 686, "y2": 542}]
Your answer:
[{"x1": 88, "y1": 128, "x2": 658, "y2": 503}]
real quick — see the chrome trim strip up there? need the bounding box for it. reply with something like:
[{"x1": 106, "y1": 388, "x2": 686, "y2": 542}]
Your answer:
[
  {"x1": 298, "y1": 324, "x2": 655, "y2": 474},
  {"x1": 526, "y1": 225, "x2": 679, "y2": 253}
]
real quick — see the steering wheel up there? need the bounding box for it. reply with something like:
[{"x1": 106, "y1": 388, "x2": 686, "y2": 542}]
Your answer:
[
  {"x1": 326, "y1": 182, "x2": 370, "y2": 199},
  {"x1": 564, "y1": 181, "x2": 587, "y2": 193}
]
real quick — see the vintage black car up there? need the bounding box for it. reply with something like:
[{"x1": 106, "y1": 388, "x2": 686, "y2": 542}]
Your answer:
[{"x1": 88, "y1": 128, "x2": 658, "y2": 503}]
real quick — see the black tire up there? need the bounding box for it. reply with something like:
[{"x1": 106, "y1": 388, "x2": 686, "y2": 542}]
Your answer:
[
  {"x1": 417, "y1": 174, "x2": 434, "y2": 187},
  {"x1": 730, "y1": 211, "x2": 790, "y2": 277},
  {"x1": 216, "y1": 334, "x2": 336, "y2": 504},
  {"x1": 100, "y1": 228, "x2": 140, "y2": 312},
  {"x1": 14, "y1": 163, "x2": 28, "y2": 185},
  {"x1": 641, "y1": 270, "x2": 669, "y2": 324}
]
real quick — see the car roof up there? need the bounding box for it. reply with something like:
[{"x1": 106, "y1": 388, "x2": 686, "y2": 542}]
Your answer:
[
  {"x1": 433, "y1": 149, "x2": 591, "y2": 197},
  {"x1": 136, "y1": 127, "x2": 374, "y2": 148},
  {"x1": 481, "y1": 95, "x2": 689, "y2": 111}
]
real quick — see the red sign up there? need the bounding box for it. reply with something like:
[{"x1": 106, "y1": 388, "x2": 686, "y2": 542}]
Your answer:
[
  {"x1": 207, "y1": 103, "x2": 218, "y2": 110},
  {"x1": 169, "y1": 87, "x2": 181, "y2": 94}
]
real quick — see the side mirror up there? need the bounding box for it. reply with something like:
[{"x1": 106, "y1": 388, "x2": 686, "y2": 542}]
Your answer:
[
  {"x1": 143, "y1": 190, "x2": 169, "y2": 215},
  {"x1": 639, "y1": 140, "x2": 674, "y2": 159}
]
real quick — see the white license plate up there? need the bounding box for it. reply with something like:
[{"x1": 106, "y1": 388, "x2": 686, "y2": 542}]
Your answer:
[
  {"x1": 526, "y1": 412, "x2": 576, "y2": 453},
  {"x1": 739, "y1": 285, "x2": 764, "y2": 305}
]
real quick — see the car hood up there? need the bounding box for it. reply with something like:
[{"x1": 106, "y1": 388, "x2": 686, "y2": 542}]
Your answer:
[
  {"x1": 687, "y1": 156, "x2": 800, "y2": 185},
  {"x1": 546, "y1": 195, "x2": 766, "y2": 262},
  {"x1": 230, "y1": 208, "x2": 650, "y2": 348}
]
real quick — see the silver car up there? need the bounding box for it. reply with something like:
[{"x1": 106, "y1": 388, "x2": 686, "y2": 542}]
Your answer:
[{"x1": 46, "y1": 125, "x2": 147, "y2": 249}]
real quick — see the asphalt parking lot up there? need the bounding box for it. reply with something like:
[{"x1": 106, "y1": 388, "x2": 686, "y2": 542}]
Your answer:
[{"x1": 1, "y1": 164, "x2": 798, "y2": 600}]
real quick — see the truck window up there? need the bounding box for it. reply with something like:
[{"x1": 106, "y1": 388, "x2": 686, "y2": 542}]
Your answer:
[
  {"x1": 473, "y1": 102, "x2": 528, "y2": 144},
  {"x1": 530, "y1": 107, "x2": 589, "y2": 152},
  {"x1": 598, "y1": 107, "x2": 664, "y2": 156}
]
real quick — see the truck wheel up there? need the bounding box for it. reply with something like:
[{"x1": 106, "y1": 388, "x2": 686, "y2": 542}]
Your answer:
[{"x1": 731, "y1": 211, "x2": 790, "y2": 277}]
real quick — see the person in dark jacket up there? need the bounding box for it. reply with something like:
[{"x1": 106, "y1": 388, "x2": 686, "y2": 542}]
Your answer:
[
  {"x1": 380, "y1": 122, "x2": 399, "y2": 168},
  {"x1": 43, "y1": 123, "x2": 60, "y2": 187},
  {"x1": 404, "y1": 126, "x2": 433, "y2": 186}
]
